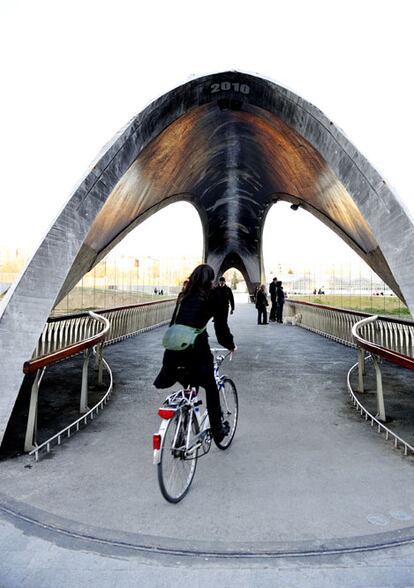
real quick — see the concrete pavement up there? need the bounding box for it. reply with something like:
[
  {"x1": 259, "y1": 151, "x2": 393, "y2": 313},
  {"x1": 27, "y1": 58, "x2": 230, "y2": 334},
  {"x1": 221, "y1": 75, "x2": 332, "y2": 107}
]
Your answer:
[{"x1": 1, "y1": 297, "x2": 414, "y2": 586}]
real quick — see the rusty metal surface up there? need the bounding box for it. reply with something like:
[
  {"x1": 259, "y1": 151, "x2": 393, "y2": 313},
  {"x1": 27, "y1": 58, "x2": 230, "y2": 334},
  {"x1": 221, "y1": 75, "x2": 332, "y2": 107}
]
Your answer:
[{"x1": 85, "y1": 103, "x2": 377, "y2": 266}]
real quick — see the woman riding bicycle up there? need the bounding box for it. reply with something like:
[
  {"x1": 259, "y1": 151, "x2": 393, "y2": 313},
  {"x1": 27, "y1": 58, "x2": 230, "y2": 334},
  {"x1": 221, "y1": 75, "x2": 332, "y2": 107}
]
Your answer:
[{"x1": 154, "y1": 264, "x2": 236, "y2": 443}]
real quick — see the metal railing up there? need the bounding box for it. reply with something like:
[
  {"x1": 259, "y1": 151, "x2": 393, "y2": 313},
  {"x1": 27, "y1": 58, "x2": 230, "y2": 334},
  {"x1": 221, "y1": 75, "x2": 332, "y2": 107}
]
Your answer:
[
  {"x1": 29, "y1": 353, "x2": 114, "y2": 462},
  {"x1": 285, "y1": 299, "x2": 414, "y2": 354},
  {"x1": 33, "y1": 298, "x2": 176, "y2": 359},
  {"x1": 23, "y1": 311, "x2": 111, "y2": 457},
  {"x1": 347, "y1": 362, "x2": 414, "y2": 456},
  {"x1": 286, "y1": 299, "x2": 414, "y2": 455},
  {"x1": 23, "y1": 299, "x2": 176, "y2": 458},
  {"x1": 347, "y1": 317, "x2": 414, "y2": 457}
]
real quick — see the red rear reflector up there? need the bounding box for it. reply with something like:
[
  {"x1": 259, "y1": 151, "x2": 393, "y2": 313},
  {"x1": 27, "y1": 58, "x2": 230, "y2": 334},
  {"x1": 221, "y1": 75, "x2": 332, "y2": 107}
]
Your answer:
[
  {"x1": 158, "y1": 408, "x2": 176, "y2": 419},
  {"x1": 153, "y1": 434, "x2": 161, "y2": 450}
]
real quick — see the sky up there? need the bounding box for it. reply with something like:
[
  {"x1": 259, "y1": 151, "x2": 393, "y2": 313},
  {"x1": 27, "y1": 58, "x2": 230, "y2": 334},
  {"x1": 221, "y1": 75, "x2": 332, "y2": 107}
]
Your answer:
[{"x1": 1, "y1": 0, "x2": 413, "y2": 267}]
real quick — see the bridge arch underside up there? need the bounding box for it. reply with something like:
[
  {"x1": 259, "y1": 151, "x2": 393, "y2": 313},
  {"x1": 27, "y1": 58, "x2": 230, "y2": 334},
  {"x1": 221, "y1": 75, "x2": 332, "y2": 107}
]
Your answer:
[{"x1": 1, "y1": 71, "x2": 414, "y2": 446}]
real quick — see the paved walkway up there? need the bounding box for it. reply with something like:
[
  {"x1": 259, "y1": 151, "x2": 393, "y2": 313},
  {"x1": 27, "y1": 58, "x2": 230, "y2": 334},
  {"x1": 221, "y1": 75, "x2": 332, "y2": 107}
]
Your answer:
[{"x1": 1, "y1": 298, "x2": 414, "y2": 586}]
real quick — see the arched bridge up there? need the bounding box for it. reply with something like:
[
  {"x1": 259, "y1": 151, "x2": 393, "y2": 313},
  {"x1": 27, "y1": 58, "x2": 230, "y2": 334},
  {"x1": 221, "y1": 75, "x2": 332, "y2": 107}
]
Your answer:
[{"x1": 1, "y1": 70, "x2": 414, "y2": 448}]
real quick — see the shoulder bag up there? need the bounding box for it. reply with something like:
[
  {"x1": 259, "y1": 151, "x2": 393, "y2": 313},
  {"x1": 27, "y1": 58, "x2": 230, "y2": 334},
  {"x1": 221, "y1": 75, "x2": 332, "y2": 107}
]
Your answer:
[{"x1": 162, "y1": 303, "x2": 206, "y2": 351}]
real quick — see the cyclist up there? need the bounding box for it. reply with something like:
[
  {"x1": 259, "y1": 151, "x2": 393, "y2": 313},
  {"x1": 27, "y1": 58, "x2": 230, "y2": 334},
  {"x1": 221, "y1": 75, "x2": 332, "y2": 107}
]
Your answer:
[{"x1": 154, "y1": 264, "x2": 236, "y2": 443}]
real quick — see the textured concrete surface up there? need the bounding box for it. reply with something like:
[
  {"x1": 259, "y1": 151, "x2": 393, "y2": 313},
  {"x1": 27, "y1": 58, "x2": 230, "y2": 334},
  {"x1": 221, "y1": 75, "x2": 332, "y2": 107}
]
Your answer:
[
  {"x1": 1, "y1": 513, "x2": 414, "y2": 588},
  {"x1": 2, "y1": 299, "x2": 414, "y2": 585}
]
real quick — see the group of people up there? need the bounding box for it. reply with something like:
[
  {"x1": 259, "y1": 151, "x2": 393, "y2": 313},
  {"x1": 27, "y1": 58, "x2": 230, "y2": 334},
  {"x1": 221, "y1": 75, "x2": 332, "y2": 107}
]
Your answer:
[
  {"x1": 255, "y1": 277, "x2": 285, "y2": 325},
  {"x1": 154, "y1": 265, "x2": 287, "y2": 442}
]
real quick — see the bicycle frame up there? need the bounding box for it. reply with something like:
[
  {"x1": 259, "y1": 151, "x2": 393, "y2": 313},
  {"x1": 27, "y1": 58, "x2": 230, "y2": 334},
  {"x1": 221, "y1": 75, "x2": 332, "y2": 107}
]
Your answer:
[
  {"x1": 153, "y1": 348, "x2": 232, "y2": 465},
  {"x1": 153, "y1": 390, "x2": 207, "y2": 464}
]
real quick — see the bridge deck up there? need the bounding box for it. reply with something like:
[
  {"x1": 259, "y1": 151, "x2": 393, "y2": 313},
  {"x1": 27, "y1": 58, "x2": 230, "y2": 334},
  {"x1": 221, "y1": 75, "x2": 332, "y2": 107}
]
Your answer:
[{"x1": 1, "y1": 298, "x2": 414, "y2": 561}]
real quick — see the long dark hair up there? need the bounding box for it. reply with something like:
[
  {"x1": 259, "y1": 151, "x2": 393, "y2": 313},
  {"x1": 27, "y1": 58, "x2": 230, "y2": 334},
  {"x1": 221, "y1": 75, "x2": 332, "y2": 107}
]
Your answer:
[{"x1": 182, "y1": 264, "x2": 215, "y2": 300}]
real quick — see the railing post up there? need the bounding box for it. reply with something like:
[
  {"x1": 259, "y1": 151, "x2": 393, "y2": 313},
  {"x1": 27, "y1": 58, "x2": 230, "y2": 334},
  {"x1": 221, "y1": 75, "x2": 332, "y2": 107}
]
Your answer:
[
  {"x1": 24, "y1": 368, "x2": 45, "y2": 452},
  {"x1": 372, "y1": 354, "x2": 386, "y2": 422},
  {"x1": 357, "y1": 347, "x2": 365, "y2": 393},
  {"x1": 80, "y1": 348, "x2": 90, "y2": 413},
  {"x1": 96, "y1": 342, "x2": 104, "y2": 385}
]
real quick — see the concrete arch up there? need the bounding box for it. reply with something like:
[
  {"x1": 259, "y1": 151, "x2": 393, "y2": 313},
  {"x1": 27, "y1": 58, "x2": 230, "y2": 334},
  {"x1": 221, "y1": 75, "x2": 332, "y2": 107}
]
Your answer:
[
  {"x1": 260, "y1": 193, "x2": 403, "y2": 299},
  {"x1": 59, "y1": 194, "x2": 207, "y2": 298},
  {"x1": 212, "y1": 252, "x2": 259, "y2": 295},
  {"x1": 1, "y1": 70, "x2": 414, "y2": 446}
]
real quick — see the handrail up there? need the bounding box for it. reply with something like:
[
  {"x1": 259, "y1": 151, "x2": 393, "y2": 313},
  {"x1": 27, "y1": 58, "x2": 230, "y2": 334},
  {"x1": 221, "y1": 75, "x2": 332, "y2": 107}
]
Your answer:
[
  {"x1": 30, "y1": 298, "x2": 176, "y2": 362},
  {"x1": 48, "y1": 297, "x2": 176, "y2": 322},
  {"x1": 285, "y1": 299, "x2": 414, "y2": 353},
  {"x1": 347, "y1": 358, "x2": 414, "y2": 456},
  {"x1": 22, "y1": 299, "x2": 175, "y2": 458},
  {"x1": 29, "y1": 353, "x2": 114, "y2": 461},
  {"x1": 289, "y1": 298, "x2": 371, "y2": 318},
  {"x1": 23, "y1": 311, "x2": 110, "y2": 374},
  {"x1": 286, "y1": 300, "x2": 414, "y2": 455},
  {"x1": 352, "y1": 315, "x2": 414, "y2": 370},
  {"x1": 22, "y1": 312, "x2": 111, "y2": 458},
  {"x1": 288, "y1": 298, "x2": 414, "y2": 325}
]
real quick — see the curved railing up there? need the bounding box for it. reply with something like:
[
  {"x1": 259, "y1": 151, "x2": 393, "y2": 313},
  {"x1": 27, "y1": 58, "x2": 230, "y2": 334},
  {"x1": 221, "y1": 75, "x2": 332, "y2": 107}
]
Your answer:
[
  {"x1": 285, "y1": 300, "x2": 414, "y2": 455},
  {"x1": 347, "y1": 315, "x2": 414, "y2": 456},
  {"x1": 23, "y1": 299, "x2": 176, "y2": 459},
  {"x1": 285, "y1": 299, "x2": 414, "y2": 354},
  {"x1": 30, "y1": 313, "x2": 113, "y2": 460},
  {"x1": 33, "y1": 298, "x2": 176, "y2": 359},
  {"x1": 285, "y1": 299, "x2": 368, "y2": 347},
  {"x1": 352, "y1": 315, "x2": 414, "y2": 369},
  {"x1": 24, "y1": 311, "x2": 110, "y2": 374},
  {"x1": 29, "y1": 355, "x2": 113, "y2": 462},
  {"x1": 23, "y1": 312, "x2": 112, "y2": 458}
]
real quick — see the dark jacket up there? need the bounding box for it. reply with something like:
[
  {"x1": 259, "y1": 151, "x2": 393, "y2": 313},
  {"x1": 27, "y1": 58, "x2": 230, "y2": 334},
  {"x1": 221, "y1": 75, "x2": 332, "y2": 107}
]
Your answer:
[
  {"x1": 276, "y1": 286, "x2": 285, "y2": 304},
  {"x1": 255, "y1": 289, "x2": 268, "y2": 310},
  {"x1": 212, "y1": 284, "x2": 235, "y2": 312},
  {"x1": 154, "y1": 289, "x2": 235, "y2": 389},
  {"x1": 269, "y1": 281, "x2": 277, "y2": 302}
]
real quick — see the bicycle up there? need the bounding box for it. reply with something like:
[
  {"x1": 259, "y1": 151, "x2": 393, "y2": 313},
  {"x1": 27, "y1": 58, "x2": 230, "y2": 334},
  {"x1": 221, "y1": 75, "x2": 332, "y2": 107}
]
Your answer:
[{"x1": 153, "y1": 348, "x2": 238, "y2": 503}]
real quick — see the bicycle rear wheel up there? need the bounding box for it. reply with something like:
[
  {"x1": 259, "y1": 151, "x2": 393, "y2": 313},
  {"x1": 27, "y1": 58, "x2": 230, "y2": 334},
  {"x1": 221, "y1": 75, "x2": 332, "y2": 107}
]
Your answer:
[
  {"x1": 158, "y1": 411, "x2": 199, "y2": 503},
  {"x1": 215, "y1": 377, "x2": 238, "y2": 450}
]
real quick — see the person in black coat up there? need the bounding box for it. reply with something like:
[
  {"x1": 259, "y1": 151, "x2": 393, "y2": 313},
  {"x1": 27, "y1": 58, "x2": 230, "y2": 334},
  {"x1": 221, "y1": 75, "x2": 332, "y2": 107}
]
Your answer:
[
  {"x1": 211, "y1": 277, "x2": 235, "y2": 354},
  {"x1": 255, "y1": 284, "x2": 269, "y2": 324},
  {"x1": 276, "y1": 280, "x2": 285, "y2": 323},
  {"x1": 269, "y1": 277, "x2": 277, "y2": 322},
  {"x1": 154, "y1": 264, "x2": 236, "y2": 443},
  {"x1": 213, "y1": 277, "x2": 235, "y2": 315}
]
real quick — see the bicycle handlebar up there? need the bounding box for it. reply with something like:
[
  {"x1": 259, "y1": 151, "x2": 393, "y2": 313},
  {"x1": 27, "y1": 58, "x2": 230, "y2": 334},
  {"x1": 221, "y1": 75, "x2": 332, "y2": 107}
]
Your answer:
[{"x1": 210, "y1": 348, "x2": 235, "y2": 363}]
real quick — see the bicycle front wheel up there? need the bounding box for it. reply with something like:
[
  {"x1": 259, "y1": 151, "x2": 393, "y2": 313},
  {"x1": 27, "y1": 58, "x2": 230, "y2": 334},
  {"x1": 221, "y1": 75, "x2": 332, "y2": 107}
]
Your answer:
[
  {"x1": 215, "y1": 377, "x2": 238, "y2": 450},
  {"x1": 158, "y1": 412, "x2": 199, "y2": 503}
]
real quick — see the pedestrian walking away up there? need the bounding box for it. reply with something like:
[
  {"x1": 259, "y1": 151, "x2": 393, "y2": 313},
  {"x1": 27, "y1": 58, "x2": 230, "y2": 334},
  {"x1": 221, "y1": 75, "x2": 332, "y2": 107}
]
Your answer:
[
  {"x1": 212, "y1": 276, "x2": 235, "y2": 318},
  {"x1": 212, "y1": 276, "x2": 235, "y2": 344},
  {"x1": 255, "y1": 284, "x2": 269, "y2": 325}
]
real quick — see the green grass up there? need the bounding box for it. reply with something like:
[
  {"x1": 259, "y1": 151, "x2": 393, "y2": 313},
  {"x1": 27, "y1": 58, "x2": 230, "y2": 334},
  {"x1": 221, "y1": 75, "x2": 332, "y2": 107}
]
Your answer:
[
  {"x1": 51, "y1": 287, "x2": 175, "y2": 315},
  {"x1": 289, "y1": 294, "x2": 410, "y2": 317}
]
